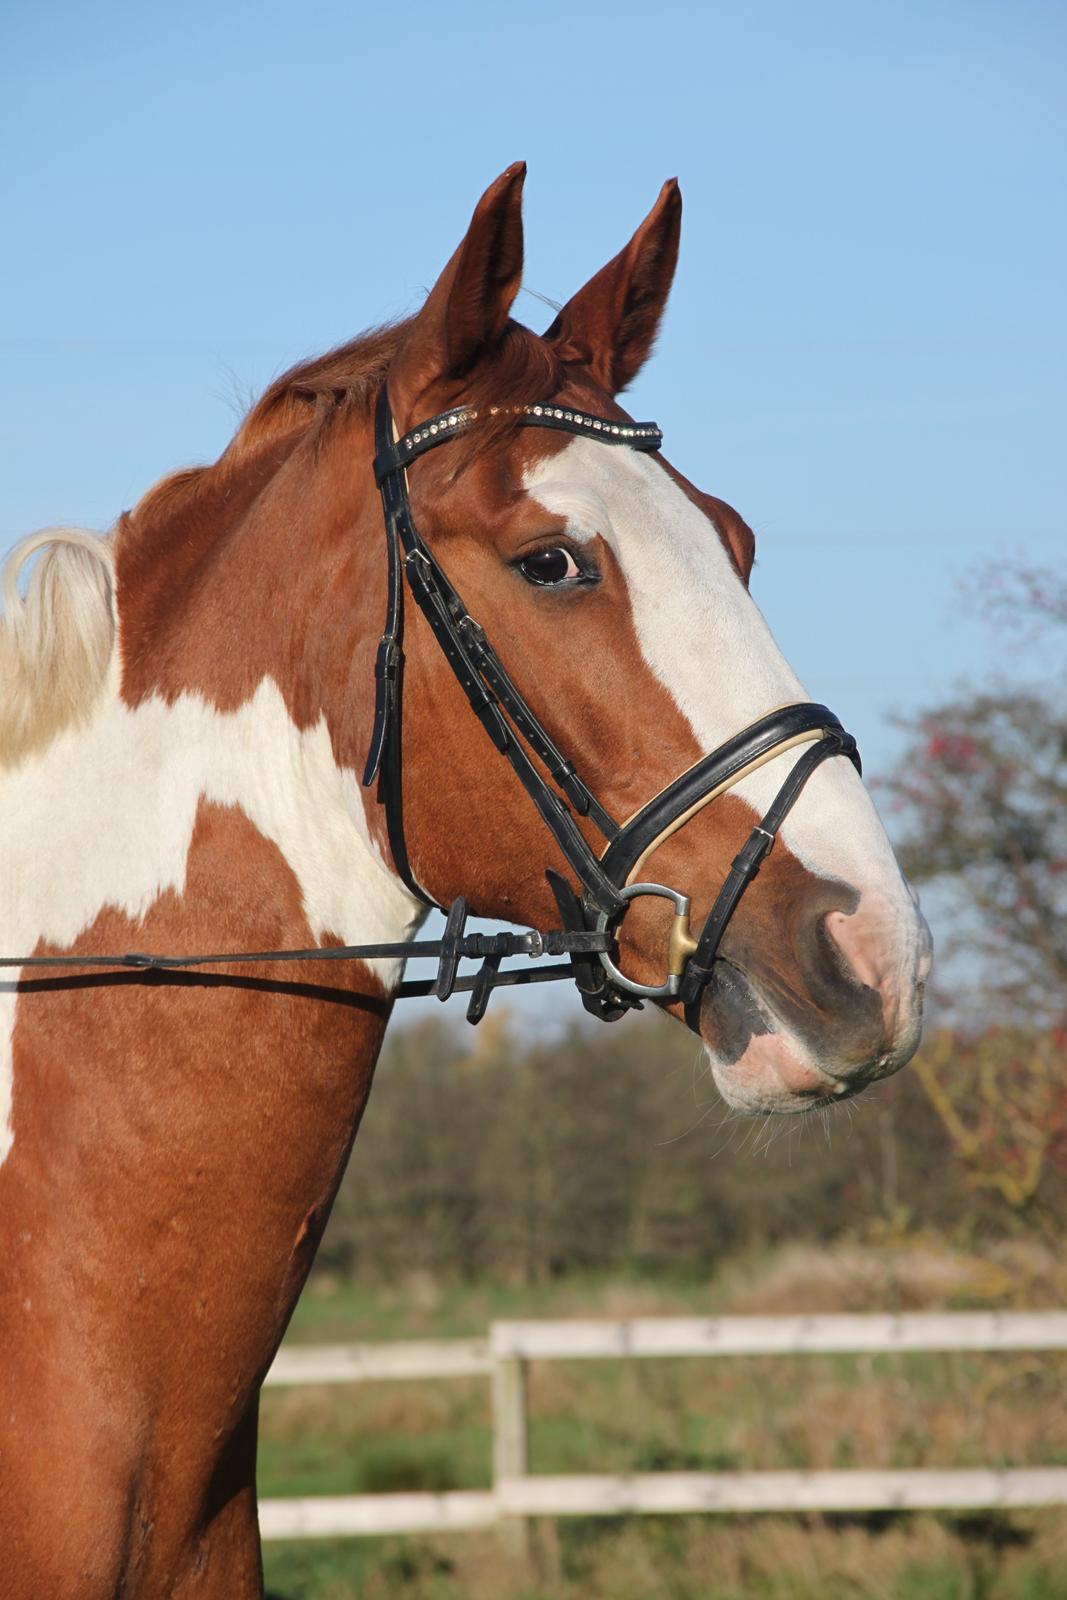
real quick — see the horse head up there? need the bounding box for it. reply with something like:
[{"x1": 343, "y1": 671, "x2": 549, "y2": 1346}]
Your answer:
[{"x1": 363, "y1": 163, "x2": 931, "y2": 1111}]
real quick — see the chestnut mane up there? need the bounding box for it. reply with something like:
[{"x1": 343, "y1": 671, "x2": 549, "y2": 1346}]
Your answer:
[{"x1": 125, "y1": 314, "x2": 563, "y2": 539}]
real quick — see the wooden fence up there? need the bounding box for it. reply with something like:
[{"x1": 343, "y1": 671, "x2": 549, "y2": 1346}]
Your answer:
[{"x1": 259, "y1": 1310, "x2": 1067, "y2": 1541}]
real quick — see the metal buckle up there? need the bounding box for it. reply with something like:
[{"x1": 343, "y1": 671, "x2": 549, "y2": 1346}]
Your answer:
[{"x1": 594, "y1": 882, "x2": 698, "y2": 1000}]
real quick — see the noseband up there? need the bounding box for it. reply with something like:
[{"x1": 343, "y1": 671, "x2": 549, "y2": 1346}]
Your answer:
[{"x1": 366, "y1": 386, "x2": 861, "y2": 1032}]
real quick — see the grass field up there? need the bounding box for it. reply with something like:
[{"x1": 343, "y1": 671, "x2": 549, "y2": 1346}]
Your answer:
[{"x1": 261, "y1": 1243, "x2": 1067, "y2": 1599}]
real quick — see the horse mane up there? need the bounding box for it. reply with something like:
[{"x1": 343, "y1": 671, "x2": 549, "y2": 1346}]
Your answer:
[
  {"x1": 238, "y1": 314, "x2": 563, "y2": 463},
  {"x1": 0, "y1": 527, "x2": 115, "y2": 769},
  {"x1": 125, "y1": 313, "x2": 563, "y2": 537},
  {"x1": 0, "y1": 314, "x2": 561, "y2": 770}
]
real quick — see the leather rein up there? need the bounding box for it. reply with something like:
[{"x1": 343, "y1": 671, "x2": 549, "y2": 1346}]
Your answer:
[{"x1": 5, "y1": 387, "x2": 860, "y2": 1033}]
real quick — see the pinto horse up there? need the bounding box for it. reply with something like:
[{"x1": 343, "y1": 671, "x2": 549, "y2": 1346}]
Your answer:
[{"x1": 0, "y1": 166, "x2": 930, "y2": 1596}]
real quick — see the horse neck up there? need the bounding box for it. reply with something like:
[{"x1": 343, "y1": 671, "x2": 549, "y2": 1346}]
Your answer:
[
  {"x1": 2, "y1": 411, "x2": 428, "y2": 1439},
  {"x1": 109, "y1": 411, "x2": 423, "y2": 961}
]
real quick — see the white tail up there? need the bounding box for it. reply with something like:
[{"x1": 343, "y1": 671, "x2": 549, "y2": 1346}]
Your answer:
[{"x1": 0, "y1": 528, "x2": 115, "y2": 768}]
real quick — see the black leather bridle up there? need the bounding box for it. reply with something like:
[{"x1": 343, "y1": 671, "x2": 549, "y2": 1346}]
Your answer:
[
  {"x1": 365, "y1": 385, "x2": 861, "y2": 1032},
  {"x1": 5, "y1": 386, "x2": 860, "y2": 1034}
]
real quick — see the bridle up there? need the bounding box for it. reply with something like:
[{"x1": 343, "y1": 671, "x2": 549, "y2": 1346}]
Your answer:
[
  {"x1": 4, "y1": 385, "x2": 860, "y2": 1035},
  {"x1": 365, "y1": 385, "x2": 861, "y2": 1032}
]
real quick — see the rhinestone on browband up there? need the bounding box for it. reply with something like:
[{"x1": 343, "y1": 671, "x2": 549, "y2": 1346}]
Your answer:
[
  {"x1": 405, "y1": 410, "x2": 479, "y2": 449},
  {"x1": 375, "y1": 401, "x2": 664, "y2": 484},
  {"x1": 403, "y1": 404, "x2": 662, "y2": 451},
  {"x1": 516, "y1": 403, "x2": 662, "y2": 444}
]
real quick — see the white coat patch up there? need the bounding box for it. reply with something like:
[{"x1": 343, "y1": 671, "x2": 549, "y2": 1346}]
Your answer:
[{"x1": 0, "y1": 668, "x2": 422, "y2": 1165}]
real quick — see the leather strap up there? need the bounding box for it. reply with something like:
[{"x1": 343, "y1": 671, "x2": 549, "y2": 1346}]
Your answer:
[
  {"x1": 368, "y1": 385, "x2": 626, "y2": 918},
  {"x1": 453, "y1": 614, "x2": 618, "y2": 838},
  {"x1": 363, "y1": 394, "x2": 437, "y2": 904},
  {"x1": 373, "y1": 401, "x2": 662, "y2": 483},
  {"x1": 2, "y1": 919, "x2": 610, "y2": 973},
  {"x1": 679, "y1": 730, "x2": 859, "y2": 1030},
  {"x1": 546, "y1": 868, "x2": 637, "y2": 1023},
  {"x1": 361, "y1": 440, "x2": 404, "y2": 788},
  {"x1": 599, "y1": 704, "x2": 858, "y2": 888}
]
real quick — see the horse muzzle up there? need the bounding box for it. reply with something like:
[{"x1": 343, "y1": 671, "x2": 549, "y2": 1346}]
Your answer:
[{"x1": 693, "y1": 889, "x2": 931, "y2": 1114}]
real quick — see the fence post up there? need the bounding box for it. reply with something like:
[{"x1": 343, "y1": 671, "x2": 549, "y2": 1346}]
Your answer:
[{"x1": 491, "y1": 1333, "x2": 529, "y2": 1563}]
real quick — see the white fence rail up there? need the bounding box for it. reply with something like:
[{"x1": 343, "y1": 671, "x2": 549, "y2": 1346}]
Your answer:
[
  {"x1": 268, "y1": 1338, "x2": 491, "y2": 1385},
  {"x1": 489, "y1": 1310, "x2": 1067, "y2": 1360},
  {"x1": 260, "y1": 1311, "x2": 1067, "y2": 1541}
]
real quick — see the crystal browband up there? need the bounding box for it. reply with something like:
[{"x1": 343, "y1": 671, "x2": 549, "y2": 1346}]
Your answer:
[{"x1": 374, "y1": 402, "x2": 663, "y2": 484}]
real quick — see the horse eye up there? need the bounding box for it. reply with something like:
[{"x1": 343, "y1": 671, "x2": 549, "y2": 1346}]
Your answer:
[{"x1": 517, "y1": 547, "x2": 582, "y2": 586}]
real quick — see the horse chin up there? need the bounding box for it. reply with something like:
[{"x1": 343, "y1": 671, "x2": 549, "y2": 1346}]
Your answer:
[
  {"x1": 695, "y1": 960, "x2": 920, "y2": 1116},
  {"x1": 703, "y1": 1032, "x2": 848, "y2": 1115}
]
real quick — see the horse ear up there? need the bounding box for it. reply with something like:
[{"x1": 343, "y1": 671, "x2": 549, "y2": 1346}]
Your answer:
[
  {"x1": 545, "y1": 179, "x2": 681, "y2": 394},
  {"x1": 389, "y1": 163, "x2": 527, "y2": 412}
]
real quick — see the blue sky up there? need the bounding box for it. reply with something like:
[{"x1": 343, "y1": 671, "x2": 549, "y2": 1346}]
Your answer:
[{"x1": 3, "y1": 1, "x2": 1064, "y2": 1022}]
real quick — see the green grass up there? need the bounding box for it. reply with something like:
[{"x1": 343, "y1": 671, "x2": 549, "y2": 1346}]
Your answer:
[
  {"x1": 282, "y1": 1267, "x2": 726, "y2": 1345},
  {"x1": 262, "y1": 1513, "x2": 1067, "y2": 1600},
  {"x1": 259, "y1": 1375, "x2": 491, "y2": 1498}
]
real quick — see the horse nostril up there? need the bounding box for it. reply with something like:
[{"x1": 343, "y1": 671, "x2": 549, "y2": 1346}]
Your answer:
[
  {"x1": 822, "y1": 898, "x2": 923, "y2": 1054},
  {"x1": 825, "y1": 907, "x2": 885, "y2": 993}
]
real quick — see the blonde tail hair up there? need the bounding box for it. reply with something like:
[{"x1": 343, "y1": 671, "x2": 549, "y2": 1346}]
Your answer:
[{"x1": 0, "y1": 528, "x2": 115, "y2": 768}]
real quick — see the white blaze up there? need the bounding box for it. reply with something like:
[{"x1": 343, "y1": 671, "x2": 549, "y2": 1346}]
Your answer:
[{"x1": 525, "y1": 437, "x2": 916, "y2": 924}]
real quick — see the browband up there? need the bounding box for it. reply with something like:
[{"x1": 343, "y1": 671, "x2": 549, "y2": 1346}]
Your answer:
[{"x1": 374, "y1": 401, "x2": 662, "y2": 484}]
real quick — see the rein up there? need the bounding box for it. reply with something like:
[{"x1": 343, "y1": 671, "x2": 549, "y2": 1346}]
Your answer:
[
  {"x1": 4, "y1": 387, "x2": 860, "y2": 1033},
  {"x1": 1, "y1": 908, "x2": 610, "y2": 1027}
]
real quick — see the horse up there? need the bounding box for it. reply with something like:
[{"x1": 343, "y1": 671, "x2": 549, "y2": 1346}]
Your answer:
[{"x1": 0, "y1": 165, "x2": 931, "y2": 1597}]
